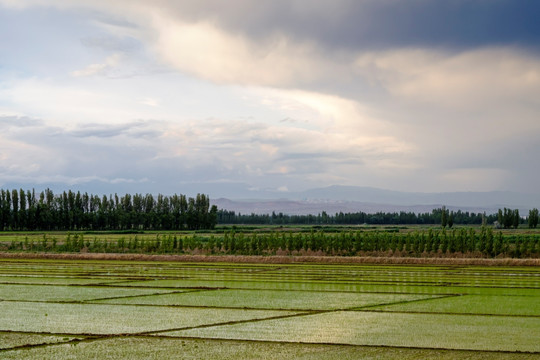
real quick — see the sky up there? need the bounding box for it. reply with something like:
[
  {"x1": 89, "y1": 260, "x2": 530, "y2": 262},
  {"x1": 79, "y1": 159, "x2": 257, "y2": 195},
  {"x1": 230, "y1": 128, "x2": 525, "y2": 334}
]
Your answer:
[{"x1": 1, "y1": 0, "x2": 540, "y2": 198}]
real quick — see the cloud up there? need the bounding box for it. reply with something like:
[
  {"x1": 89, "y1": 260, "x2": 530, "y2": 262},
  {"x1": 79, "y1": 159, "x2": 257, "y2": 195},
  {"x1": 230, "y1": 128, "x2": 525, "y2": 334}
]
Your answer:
[
  {"x1": 356, "y1": 48, "x2": 540, "y2": 110},
  {"x1": 0, "y1": 110, "x2": 416, "y2": 193},
  {"x1": 1, "y1": 1, "x2": 540, "y2": 196},
  {"x1": 351, "y1": 47, "x2": 540, "y2": 153},
  {"x1": 71, "y1": 53, "x2": 123, "y2": 77},
  {"x1": 0, "y1": 174, "x2": 149, "y2": 187},
  {"x1": 0, "y1": 116, "x2": 43, "y2": 128},
  {"x1": 107, "y1": 1, "x2": 540, "y2": 51},
  {"x1": 151, "y1": 18, "x2": 340, "y2": 87},
  {"x1": 0, "y1": 117, "x2": 162, "y2": 192},
  {"x1": 80, "y1": 36, "x2": 140, "y2": 52},
  {"x1": 140, "y1": 97, "x2": 160, "y2": 107},
  {"x1": 66, "y1": 121, "x2": 158, "y2": 138},
  {"x1": 255, "y1": 88, "x2": 416, "y2": 157}
]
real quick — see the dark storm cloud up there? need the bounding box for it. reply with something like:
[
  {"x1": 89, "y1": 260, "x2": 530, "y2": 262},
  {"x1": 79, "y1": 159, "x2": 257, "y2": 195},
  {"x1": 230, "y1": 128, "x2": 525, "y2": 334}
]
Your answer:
[{"x1": 163, "y1": 0, "x2": 540, "y2": 51}]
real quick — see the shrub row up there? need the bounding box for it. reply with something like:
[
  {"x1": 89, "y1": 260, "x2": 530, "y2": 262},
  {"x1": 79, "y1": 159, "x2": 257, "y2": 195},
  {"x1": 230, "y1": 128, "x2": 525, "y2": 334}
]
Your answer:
[{"x1": 4, "y1": 228, "x2": 539, "y2": 259}]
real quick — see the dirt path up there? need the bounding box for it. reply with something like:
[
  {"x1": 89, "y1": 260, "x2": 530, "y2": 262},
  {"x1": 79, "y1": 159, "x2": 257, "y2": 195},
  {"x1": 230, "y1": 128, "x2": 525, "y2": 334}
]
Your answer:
[{"x1": 1, "y1": 252, "x2": 539, "y2": 266}]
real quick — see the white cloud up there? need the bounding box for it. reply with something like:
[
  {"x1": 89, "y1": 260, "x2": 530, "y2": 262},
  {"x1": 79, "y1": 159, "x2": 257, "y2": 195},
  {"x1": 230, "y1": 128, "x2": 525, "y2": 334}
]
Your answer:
[
  {"x1": 71, "y1": 53, "x2": 122, "y2": 77},
  {"x1": 151, "y1": 17, "x2": 340, "y2": 87},
  {"x1": 140, "y1": 97, "x2": 160, "y2": 107},
  {"x1": 253, "y1": 87, "x2": 417, "y2": 158},
  {"x1": 355, "y1": 47, "x2": 540, "y2": 130}
]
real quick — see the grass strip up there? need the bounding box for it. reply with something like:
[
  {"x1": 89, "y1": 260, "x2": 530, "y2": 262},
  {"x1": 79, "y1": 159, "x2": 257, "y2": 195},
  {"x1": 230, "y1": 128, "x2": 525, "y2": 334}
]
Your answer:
[
  {"x1": 0, "y1": 301, "x2": 296, "y2": 335},
  {"x1": 0, "y1": 284, "x2": 174, "y2": 302},
  {"x1": 169, "y1": 310, "x2": 540, "y2": 352},
  {"x1": 370, "y1": 294, "x2": 540, "y2": 316},
  {"x1": 94, "y1": 289, "x2": 438, "y2": 311}
]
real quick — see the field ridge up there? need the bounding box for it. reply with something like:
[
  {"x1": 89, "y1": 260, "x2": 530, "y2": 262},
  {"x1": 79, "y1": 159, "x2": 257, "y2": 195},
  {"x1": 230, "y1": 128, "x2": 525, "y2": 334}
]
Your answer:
[{"x1": 2, "y1": 252, "x2": 539, "y2": 266}]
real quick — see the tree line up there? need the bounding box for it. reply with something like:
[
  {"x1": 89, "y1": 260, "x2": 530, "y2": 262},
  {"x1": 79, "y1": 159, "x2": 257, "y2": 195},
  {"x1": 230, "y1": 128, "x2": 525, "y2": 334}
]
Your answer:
[
  {"x1": 495, "y1": 207, "x2": 539, "y2": 229},
  {"x1": 220, "y1": 207, "x2": 540, "y2": 229},
  {"x1": 217, "y1": 208, "x2": 497, "y2": 226},
  {"x1": 5, "y1": 228, "x2": 538, "y2": 259},
  {"x1": 1, "y1": 188, "x2": 538, "y2": 230},
  {"x1": 0, "y1": 189, "x2": 217, "y2": 231},
  {"x1": 439, "y1": 206, "x2": 539, "y2": 229}
]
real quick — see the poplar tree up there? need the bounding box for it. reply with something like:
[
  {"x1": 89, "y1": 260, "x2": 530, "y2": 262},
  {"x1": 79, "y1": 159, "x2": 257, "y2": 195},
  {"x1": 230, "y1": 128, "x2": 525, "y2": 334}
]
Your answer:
[
  {"x1": 513, "y1": 209, "x2": 520, "y2": 229},
  {"x1": 528, "y1": 208, "x2": 539, "y2": 228},
  {"x1": 441, "y1": 206, "x2": 448, "y2": 228},
  {"x1": 11, "y1": 189, "x2": 18, "y2": 230},
  {"x1": 493, "y1": 232, "x2": 503, "y2": 256}
]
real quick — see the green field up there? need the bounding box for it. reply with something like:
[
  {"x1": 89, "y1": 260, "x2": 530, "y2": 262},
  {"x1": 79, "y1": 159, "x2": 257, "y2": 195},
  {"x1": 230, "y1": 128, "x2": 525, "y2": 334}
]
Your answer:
[{"x1": 0, "y1": 258, "x2": 539, "y2": 359}]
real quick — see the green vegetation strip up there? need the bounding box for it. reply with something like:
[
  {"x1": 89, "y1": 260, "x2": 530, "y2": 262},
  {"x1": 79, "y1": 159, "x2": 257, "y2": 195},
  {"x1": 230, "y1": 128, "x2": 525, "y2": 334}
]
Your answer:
[
  {"x1": 170, "y1": 311, "x2": 540, "y2": 352},
  {"x1": 1, "y1": 337, "x2": 536, "y2": 360},
  {"x1": 94, "y1": 289, "x2": 439, "y2": 311},
  {"x1": 371, "y1": 294, "x2": 540, "y2": 316},
  {"x1": 0, "y1": 284, "x2": 176, "y2": 302},
  {"x1": 109, "y1": 278, "x2": 540, "y2": 297},
  {"x1": 0, "y1": 301, "x2": 296, "y2": 335}
]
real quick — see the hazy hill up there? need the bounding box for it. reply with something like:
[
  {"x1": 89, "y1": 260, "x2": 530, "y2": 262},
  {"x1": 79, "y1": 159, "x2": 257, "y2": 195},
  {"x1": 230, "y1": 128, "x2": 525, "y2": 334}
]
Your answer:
[
  {"x1": 212, "y1": 185, "x2": 540, "y2": 215},
  {"x1": 292, "y1": 185, "x2": 540, "y2": 208}
]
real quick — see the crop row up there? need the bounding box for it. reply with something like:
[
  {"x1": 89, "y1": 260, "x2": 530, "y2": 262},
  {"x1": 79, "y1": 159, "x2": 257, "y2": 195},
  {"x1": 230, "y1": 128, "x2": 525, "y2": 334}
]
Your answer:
[{"x1": 2, "y1": 227, "x2": 539, "y2": 258}]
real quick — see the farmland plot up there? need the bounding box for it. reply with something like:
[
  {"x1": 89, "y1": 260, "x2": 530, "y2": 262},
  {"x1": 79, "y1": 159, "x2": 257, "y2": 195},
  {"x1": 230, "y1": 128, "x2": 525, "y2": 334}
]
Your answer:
[{"x1": 0, "y1": 258, "x2": 538, "y2": 359}]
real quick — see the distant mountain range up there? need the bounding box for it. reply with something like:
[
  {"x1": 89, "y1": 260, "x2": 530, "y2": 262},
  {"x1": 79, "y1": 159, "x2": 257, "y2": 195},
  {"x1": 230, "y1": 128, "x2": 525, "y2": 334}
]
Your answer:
[
  {"x1": 211, "y1": 185, "x2": 540, "y2": 215},
  {"x1": 292, "y1": 185, "x2": 540, "y2": 208}
]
